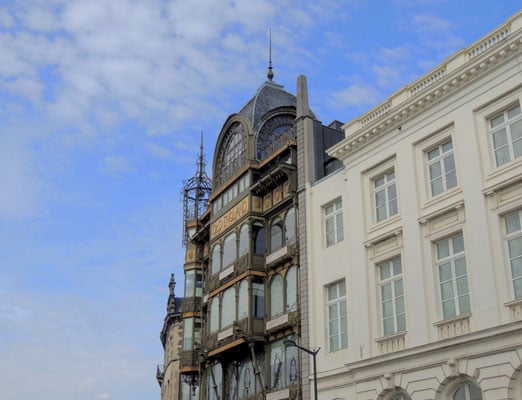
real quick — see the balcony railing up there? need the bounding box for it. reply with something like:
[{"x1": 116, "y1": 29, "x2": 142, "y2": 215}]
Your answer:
[{"x1": 156, "y1": 364, "x2": 164, "y2": 385}]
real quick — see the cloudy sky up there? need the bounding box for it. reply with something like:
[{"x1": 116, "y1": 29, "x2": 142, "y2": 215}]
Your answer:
[{"x1": 1, "y1": 1, "x2": 520, "y2": 399}]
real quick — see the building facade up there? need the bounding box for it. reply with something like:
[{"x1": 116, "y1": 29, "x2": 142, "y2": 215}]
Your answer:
[
  {"x1": 306, "y1": 11, "x2": 522, "y2": 400},
  {"x1": 158, "y1": 66, "x2": 344, "y2": 400}
]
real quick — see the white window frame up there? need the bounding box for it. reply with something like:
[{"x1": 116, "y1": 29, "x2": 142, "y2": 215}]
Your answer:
[
  {"x1": 426, "y1": 138, "x2": 457, "y2": 197},
  {"x1": 324, "y1": 198, "x2": 344, "y2": 247},
  {"x1": 435, "y1": 232, "x2": 471, "y2": 320},
  {"x1": 488, "y1": 101, "x2": 522, "y2": 167},
  {"x1": 326, "y1": 280, "x2": 348, "y2": 352},
  {"x1": 372, "y1": 169, "x2": 398, "y2": 223},
  {"x1": 503, "y1": 208, "x2": 522, "y2": 299},
  {"x1": 378, "y1": 255, "x2": 406, "y2": 336}
]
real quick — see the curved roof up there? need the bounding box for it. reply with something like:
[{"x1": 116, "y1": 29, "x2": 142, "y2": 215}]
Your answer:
[{"x1": 238, "y1": 80, "x2": 296, "y2": 131}]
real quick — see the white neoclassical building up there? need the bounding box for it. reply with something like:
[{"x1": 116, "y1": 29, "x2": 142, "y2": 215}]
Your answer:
[{"x1": 305, "y1": 10, "x2": 522, "y2": 400}]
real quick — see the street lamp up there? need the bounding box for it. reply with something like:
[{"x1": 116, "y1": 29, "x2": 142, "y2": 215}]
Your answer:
[{"x1": 283, "y1": 336, "x2": 320, "y2": 400}]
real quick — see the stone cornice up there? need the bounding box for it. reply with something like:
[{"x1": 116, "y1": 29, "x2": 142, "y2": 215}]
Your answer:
[{"x1": 328, "y1": 12, "x2": 522, "y2": 161}]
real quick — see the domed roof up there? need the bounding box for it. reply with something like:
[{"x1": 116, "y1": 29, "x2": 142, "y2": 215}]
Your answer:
[{"x1": 238, "y1": 80, "x2": 296, "y2": 131}]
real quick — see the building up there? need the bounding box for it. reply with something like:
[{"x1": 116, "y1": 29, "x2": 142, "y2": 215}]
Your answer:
[
  {"x1": 158, "y1": 62, "x2": 344, "y2": 400},
  {"x1": 306, "y1": 10, "x2": 522, "y2": 400}
]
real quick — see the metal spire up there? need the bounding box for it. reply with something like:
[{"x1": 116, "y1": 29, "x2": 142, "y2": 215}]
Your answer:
[{"x1": 267, "y1": 29, "x2": 274, "y2": 81}]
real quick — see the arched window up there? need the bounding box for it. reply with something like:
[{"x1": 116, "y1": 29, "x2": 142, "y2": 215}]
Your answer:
[
  {"x1": 239, "y1": 224, "x2": 249, "y2": 257},
  {"x1": 218, "y1": 122, "x2": 246, "y2": 185},
  {"x1": 210, "y1": 297, "x2": 219, "y2": 333},
  {"x1": 270, "y1": 217, "x2": 283, "y2": 252},
  {"x1": 257, "y1": 114, "x2": 295, "y2": 160},
  {"x1": 221, "y1": 287, "x2": 235, "y2": 328},
  {"x1": 223, "y1": 233, "x2": 237, "y2": 269},
  {"x1": 211, "y1": 244, "x2": 221, "y2": 274},
  {"x1": 253, "y1": 222, "x2": 265, "y2": 255},
  {"x1": 285, "y1": 207, "x2": 296, "y2": 244},
  {"x1": 452, "y1": 382, "x2": 482, "y2": 400},
  {"x1": 237, "y1": 280, "x2": 249, "y2": 320},
  {"x1": 285, "y1": 266, "x2": 297, "y2": 312},
  {"x1": 270, "y1": 274, "x2": 284, "y2": 318}
]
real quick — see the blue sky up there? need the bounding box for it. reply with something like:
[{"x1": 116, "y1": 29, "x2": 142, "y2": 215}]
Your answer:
[{"x1": 0, "y1": 1, "x2": 520, "y2": 399}]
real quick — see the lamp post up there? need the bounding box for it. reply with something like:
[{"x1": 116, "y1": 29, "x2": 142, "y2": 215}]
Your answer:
[{"x1": 283, "y1": 337, "x2": 320, "y2": 400}]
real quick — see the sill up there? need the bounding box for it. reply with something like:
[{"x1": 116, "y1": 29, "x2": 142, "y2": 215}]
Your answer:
[
  {"x1": 422, "y1": 186, "x2": 462, "y2": 210},
  {"x1": 486, "y1": 157, "x2": 522, "y2": 183},
  {"x1": 375, "y1": 330, "x2": 407, "y2": 343},
  {"x1": 433, "y1": 313, "x2": 471, "y2": 340},
  {"x1": 368, "y1": 214, "x2": 401, "y2": 234},
  {"x1": 505, "y1": 297, "x2": 522, "y2": 322}
]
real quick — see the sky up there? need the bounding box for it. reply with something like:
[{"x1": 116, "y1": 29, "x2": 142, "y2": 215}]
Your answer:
[{"x1": 0, "y1": 1, "x2": 520, "y2": 399}]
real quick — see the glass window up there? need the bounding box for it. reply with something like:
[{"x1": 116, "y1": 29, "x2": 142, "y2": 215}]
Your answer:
[
  {"x1": 452, "y1": 382, "x2": 482, "y2": 400},
  {"x1": 221, "y1": 287, "x2": 235, "y2": 328},
  {"x1": 211, "y1": 244, "x2": 221, "y2": 274},
  {"x1": 436, "y1": 232, "x2": 471, "y2": 319},
  {"x1": 324, "y1": 199, "x2": 344, "y2": 247},
  {"x1": 489, "y1": 102, "x2": 522, "y2": 167},
  {"x1": 252, "y1": 280, "x2": 265, "y2": 318},
  {"x1": 210, "y1": 297, "x2": 219, "y2": 333},
  {"x1": 427, "y1": 139, "x2": 457, "y2": 196},
  {"x1": 185, "y1": 269, "x2": 196, "y2": 297},
  {"x1": 270, "y1": 274, "x2": 284, "y2": 318},
  {"x1": 237, "y1": 358, "x2": 259, "y2": 399},
  {"x1": 269, "y1": 338, "x2": 299, "y2": 389},
  {"x1": 286, "y1": 266, "x2": 297, "y2": 312},
  {"x1": 253, "y1": 223, "x2": 265, "y2": 255},
  {"x1": 373, "y1": 170, "x2": 398, "y2": 222},
  {"x1": 220, "y1": 122, "x2": 246, "y2": 184},
  {"x1": 378, "y1": 256, "x2": 406, "y2": 336},
  {"x1": 270, "y1": 217, "x2": 283, "y2": 252},
  {"x1": 207, "y1": 363, "x2": 222, "y2": 400},
  {"x1": 223, "y1": 233, "x2": 237, "y2": 269},
  {"x1": 285, "y1": 207, "x2": 296, "y2": 244},
  {"x1": 504, "y1": 209, "x2": 522, "y2": 298},
  {"x1": 237, "y1": 280, "x2": 249, "y2": 320},
  {"x1": 239, "y1": 224, "x2": 249, "y2": 257},
  {"x1": 182, "y1": 317, "x2": 201, "y2": 351},
  {"x1": 326, "y1": 280, "x2": 348, "y2": 351}
]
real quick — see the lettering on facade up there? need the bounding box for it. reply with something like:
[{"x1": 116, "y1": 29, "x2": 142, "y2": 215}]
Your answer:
[{"x1": 211, "y1": 197, "x2": 249, "y2": 238}]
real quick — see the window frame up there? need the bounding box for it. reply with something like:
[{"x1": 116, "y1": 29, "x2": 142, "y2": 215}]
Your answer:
[
  {"x1": 434, "y1": 231, "x2": 471, "y2": 320},
  {"x1": 377, "y1": 255, "x2": 406, "y2": 336},
  {"x1": 488, "y1": 101, "x2": 522, "y2": 167},
  {"x1": 326, "y1": 279, "x2": 348, "y2": 352},
  {"x1": 426, "y1": 137, "x2": 457, "y2": 197},
  {"x1": 323, "y1": 198, "x2": 344, "y2": 247},
  {"x1": 372, "y1": 168, "x2": 398, "y2": 223},
  {"x1": 503, "y1": 208, "x2": 522, "y2": 299}
]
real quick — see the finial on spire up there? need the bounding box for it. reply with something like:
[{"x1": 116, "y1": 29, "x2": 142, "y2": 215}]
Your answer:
[
  {"x1": 267, "y1": 29, "x2": 274, "y2": 81},
  {"x1": 169, "y1": 273, "x2": 175, "y2": 296}
]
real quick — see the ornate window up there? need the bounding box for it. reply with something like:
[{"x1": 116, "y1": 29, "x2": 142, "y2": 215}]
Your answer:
[
  {"x1": 218, "y1": 122, "x2": 246, "y2": 186},
  {"x1": 239, "y1": 224, "x2": 249, "y2": 257},
  {"x1": 285, "y1": 207, "x2": 296, "y2": 244},
  {"x1": 237, "y1": 280, "x2": 248, "y2": 320},
  {"x1": 270, "y1": 274, "x2": 284, "y2": 318},
  {"x1": 286, "y1": 266, "x2": 297, "y2": 312},
  {"x1": 257, "y1": 114, "x2": 295, "y2": 160},
  {"x1": 221, "y1": 287, "x2": 235, "y2": 329},
  {"x1": 237, "y1": 358, "x2": 259, "y2": 399},
  {"x1": 223, "y1": 233, "x2": 237, "y2": 269},
  {"x1": 211, "y1": 244, "x2": 221, "y2": 274},
  {"x1": 269, "y1": 337, "x2": 299, "y2": 389},
  {"x1": 270, "y1": 217, "x2": 283, "y2": 252}
]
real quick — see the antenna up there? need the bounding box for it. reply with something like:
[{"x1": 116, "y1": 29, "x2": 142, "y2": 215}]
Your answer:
[{"x1": 267, "y1": 29, "x2": 274, "y2": 81}]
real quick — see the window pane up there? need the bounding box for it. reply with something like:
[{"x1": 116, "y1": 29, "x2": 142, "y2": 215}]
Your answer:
[
  {"x1": 394, "y1": 279, "x2": 403, "y2": 296},
  {"x1": 239, "y1": 224, "x2": 249, "y2": 256},
  {"x1": 459, "y1": 294, "x2": 471, "y2": 314},
  {"x1": 456, "y1": 276, "x2": 469, "y2": 295},
  {"x1": 238, "y1": 281, "x2": 248, "y2": 319},
  {"x1": 490, "y1": 113, "x2": 504, "y2": 128},
  {"x1": 389, "y1": 199, "x2": 398, "y2": 216},
  {"x1": 505, "y1": 211, "x2": 521, "y2": 234},
  {"x1": 397, "y1": 314, "x2": 406, "y2": 332},
  {"x1": 508, "y1": 237, "x2": 522, "y2": 258},
  {"x1": 442, "y1": 300, "x2": 456, "y2": 319},
  {"x1": 396, "y1": 296, "x2": 405, "y2": 314},
  {"x1": 454, "y1": 257, "x2": 467, "y2": 276},
  {"x1": 492, "y1": 128, "x2": 508, "y2": 148},
  {"x1": 285, "y1": 208, "x2": 296, "y2": 244},
  {"x1": 495, "y1": 146, "x2": 511, "y2": 166},
  {"x1": 388, "y1": 184, "x2": 397, "y2": 200},
  {"x1": 375, "y1": 190, "x2": 386, "y2": 206},
  {"x1": 393, "y1": 257, "x2": 402, "y2": 274},
  {"x1": 439, "y1": 263, "x2": 452, "y2": 281},
  {"x1": 452, "y1": 233, "x2": 464, "y2": 253},
  {"x1": 444, "y1": 154, "x2": 455, "y2": 172},
  {"x1": 381, "y1": 284, "x2": 392, "y2": 301},
  {"x1": 286, "y1": 267, "x2": 297, "y2": 312},
  {"x1": 511, "y1": 256, "x2": 522, "y2": 278},
  {"x1": 446, "y1": 170, "x2": 457, "y2": 190},
  {"x1": 328, "y1": 285, "x2": 337, "y2": 301},
  {"x1": 270, "y1": 275, "x2": 284, "y2": 317},
  {"x1": 508, "y1": 104, "x2": 521, "y2": 118},
  {"x1": 212, "y1": 245, "x2": 221, "y2": 273},
  {"x1": 429, "y1": 162, "x2": 442, "y2": 179},
  {"x1": 431, "y1": 178, "x2": 443, "y2": 196},
  {"x1": 382, "y1": 300, "x2": 393, "y2": 318},
  {"x1": 223, "y1": 233, "x2": 236, "y2": 268},
  {"x1": 442, "y1": 140, "x2": 453, "y2": 152},
  {"x1": 221, "y1": 288, "x2": 235, "y2": 328},
  {"x1": 437, "y1": 240, "x2": 450, "y2": 259},
  {"x1": 427, "y1": 147, "x2": 439, "y2": 160},
  {"x1": 338, "y1": 280, "x2": 346, "y2": 296},
  {"x1": 380, "y1": 263, "x2": 391, "y2": 280},
  {"x1": 185, "y1": 270, "x2": 195, "y2": 297},
  {"x1": 383, "y1": 318, "x2": 394, "y2": 335},
  {"x1": 440, "y1": 281, "x2": 454, "y2": 300}
]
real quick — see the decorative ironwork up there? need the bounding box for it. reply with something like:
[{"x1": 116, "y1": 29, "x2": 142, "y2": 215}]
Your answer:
[
  {"x1": 182, "y1": 132, "x2": 212, "y2": 246},
  {"x1": 181, "y1": 373, "x2": 200, "y2": 397},
  {"x1": 257, "y1": 114, "x2": 295, "y2": 160}
]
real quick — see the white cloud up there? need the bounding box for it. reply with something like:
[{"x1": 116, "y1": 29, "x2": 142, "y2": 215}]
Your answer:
[
  {"x1": 331, "y1": 83, "x2": 382, "y2": 109},
  {"x1": 104, "y1": 155, "x2": 132, "y2": 174},
  {"x1": 145, "y1": 142, "x2": 173, "y2": 159}
]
